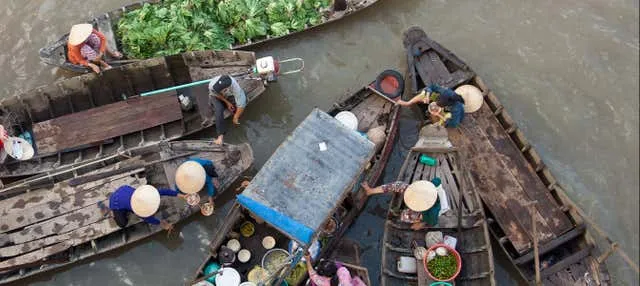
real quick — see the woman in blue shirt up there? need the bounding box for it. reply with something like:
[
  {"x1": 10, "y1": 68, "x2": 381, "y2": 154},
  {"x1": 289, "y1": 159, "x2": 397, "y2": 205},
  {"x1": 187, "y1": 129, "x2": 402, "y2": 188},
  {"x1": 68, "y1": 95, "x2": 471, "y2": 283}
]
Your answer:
[{"x1": 103, "y1": 185, "x2": 185, "y2": 232}]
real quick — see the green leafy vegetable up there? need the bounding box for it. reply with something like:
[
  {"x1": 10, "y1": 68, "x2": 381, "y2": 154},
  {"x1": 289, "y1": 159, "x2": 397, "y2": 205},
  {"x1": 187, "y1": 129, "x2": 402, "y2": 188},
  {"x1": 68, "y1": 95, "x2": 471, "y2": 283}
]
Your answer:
[
  {"x1": 117, "y1": 0, "x2": 331, "y2": 59},
  {"x1": 427, "y1": 254, "x2": 458, "y2": 280}
]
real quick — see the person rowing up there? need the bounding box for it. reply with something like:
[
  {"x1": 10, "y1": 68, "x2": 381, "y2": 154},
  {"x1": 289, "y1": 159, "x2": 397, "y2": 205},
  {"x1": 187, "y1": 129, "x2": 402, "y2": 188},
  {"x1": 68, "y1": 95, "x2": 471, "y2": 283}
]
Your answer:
[
  {"x1": 67, "y1": 23, "x2": 123, "y2": 73},
  {"x1": 208, "y1": 75, "x2": 248, "y2": 145}
]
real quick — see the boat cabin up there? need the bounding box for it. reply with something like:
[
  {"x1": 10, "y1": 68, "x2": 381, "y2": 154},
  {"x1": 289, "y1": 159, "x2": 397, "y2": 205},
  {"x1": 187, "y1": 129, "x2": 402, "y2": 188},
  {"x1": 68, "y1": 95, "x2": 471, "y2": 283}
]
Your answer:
[{"x1": 192, "y1": 109, "x2": 375, "y2": 286}]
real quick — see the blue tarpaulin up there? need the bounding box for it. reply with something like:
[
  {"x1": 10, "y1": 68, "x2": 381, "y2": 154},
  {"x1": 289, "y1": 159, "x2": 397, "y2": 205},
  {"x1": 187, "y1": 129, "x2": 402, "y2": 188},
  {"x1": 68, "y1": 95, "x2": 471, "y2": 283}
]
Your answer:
[{"x1": 238, "y1": 109, "x2": 375, "y2": 246}]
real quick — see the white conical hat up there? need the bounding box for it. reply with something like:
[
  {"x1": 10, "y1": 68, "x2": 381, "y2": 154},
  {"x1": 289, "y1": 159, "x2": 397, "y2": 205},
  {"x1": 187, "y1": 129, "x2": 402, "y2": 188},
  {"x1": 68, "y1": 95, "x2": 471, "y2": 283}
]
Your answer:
[
  {"x1": 403, "y1": 180, "x2": 438, "y2": 212},
  {"x1": 455, "y1": 85, "x2": 484, "y2": 113},
  {"x1": 131, "y1": 185, "x2": 161, "y2": 217},
  {"x1": 175, "y1": 161, "x2": 206, "y2": 194},
  {"x1": 68, "y1": 24, "x2": 93, "y2": 46}
]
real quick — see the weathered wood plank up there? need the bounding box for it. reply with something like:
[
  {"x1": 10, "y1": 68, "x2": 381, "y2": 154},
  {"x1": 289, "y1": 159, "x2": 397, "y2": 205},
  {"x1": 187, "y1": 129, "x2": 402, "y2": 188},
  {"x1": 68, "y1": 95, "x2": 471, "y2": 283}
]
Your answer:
[
  {"x1": 471, "y1": 105, "x2": 573, "y2": 235},
  {"x1": 0, "y1": 242, "x2": 73, "y2": 270},
  {"x1": 0, "y1": 159, "x2": 143, "y2": 215},
  {"x1": 32, "y1": 94, "x2": 182, "y2": 154},
  {"x1": 0, "y1": 217, "x2": 111, "y2": 257},
  {"x1": 448, "y1": 122, "x2": 555, "y2": 253},
  {"x1": 3, "y1": 201, "x2": 110, "y2": 245},
  {"x1": 0, "y1": 173, "x2": 143, "y2": 234}
]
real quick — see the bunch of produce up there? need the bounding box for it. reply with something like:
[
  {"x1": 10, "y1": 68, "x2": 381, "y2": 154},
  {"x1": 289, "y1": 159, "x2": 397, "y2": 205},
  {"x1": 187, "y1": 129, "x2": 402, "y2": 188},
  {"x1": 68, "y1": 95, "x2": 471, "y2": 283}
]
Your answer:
[
  {"x1": 426, "y1": 251, "x2": 458, "y2": 280},
  {"x1": 117, "y1": 0, "x2": 332, "y2": 58}
]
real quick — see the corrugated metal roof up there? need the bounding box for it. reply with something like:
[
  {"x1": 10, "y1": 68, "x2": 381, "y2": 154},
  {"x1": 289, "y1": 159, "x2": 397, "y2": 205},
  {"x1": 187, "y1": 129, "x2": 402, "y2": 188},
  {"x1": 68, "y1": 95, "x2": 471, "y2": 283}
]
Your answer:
[{"x1": 238, "y1": 108, "x2": 375, "y2": 245}]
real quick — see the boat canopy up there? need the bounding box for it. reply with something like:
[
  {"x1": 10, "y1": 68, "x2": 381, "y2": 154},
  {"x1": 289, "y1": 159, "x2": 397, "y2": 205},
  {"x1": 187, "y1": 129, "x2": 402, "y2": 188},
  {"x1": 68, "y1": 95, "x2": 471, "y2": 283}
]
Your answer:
[{"x1": 237, "y1": 109, "x2": 375, "y2": 246}]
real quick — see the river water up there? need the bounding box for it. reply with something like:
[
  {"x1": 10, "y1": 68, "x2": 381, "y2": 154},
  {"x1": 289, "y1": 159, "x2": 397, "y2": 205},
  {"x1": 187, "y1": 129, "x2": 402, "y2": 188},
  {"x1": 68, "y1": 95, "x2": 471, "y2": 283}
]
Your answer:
[{"x1": 1, "y1": 0, "x2": 638, "y2": 285}]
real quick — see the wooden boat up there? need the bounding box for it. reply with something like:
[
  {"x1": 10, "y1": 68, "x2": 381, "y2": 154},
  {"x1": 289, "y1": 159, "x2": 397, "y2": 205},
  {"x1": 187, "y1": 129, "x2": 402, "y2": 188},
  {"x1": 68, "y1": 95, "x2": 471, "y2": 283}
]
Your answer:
[
  {"x1": 381, "y1": 125, "x2": 495, "y2": 285},
  {"x1": 328, "y1": 238, "x2": 372, "y2": 286},
  {"x1": 39, "y1": 0, "x2": 380, "y2": 73},
  {"x1": 190, "y1": 108, "x2": 380, "y2": 286},
  {"x1": 0, "y1": 49, "x2": 265, "y2": 181},
  {"x1": 404, "y1": 26, "x2": 611, "y2": 284},
  {"x1": 0, "y1": 140, "x2": 253, "y2": 284}
]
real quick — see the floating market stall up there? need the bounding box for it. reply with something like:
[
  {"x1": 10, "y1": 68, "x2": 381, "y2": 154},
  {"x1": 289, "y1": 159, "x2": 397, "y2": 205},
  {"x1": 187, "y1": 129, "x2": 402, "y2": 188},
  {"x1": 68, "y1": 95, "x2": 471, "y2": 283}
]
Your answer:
[
  {"x1": 39, "y1": 0, "x2": 380, "y2": 72},
  {"x1": 0, "y1": 49, "x2": 265, "y2": 181},
  {"x1": 191, "y1": 109, "x2": 375, "y2": 286},
  {"x1": 0, "y1": 141, "x2": 253, "y2": 284}
]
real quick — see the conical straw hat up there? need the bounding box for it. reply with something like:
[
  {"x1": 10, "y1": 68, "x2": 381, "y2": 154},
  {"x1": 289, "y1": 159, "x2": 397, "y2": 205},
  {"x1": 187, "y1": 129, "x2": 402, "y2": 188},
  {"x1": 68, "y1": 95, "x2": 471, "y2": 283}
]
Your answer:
[
  {"x1": 455, "y1": 85, "x2": 483, "y2": 113},
  {"x1": 131, "y1": 185, "x2": 161, "y2": 217},
  {"x1": 68, "y1": 24, "x2": 93, "y2": 46},
  {"x1": 403, "y1": 180, "x2": 438, "y2": 212},
  {"x1": 175, "y1": 161, "x2": 206, "y2": 194}
]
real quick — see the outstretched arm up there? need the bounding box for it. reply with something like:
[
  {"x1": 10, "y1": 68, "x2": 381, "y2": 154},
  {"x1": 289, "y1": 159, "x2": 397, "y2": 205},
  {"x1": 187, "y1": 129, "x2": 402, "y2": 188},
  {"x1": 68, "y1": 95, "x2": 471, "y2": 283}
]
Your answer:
[{"x1": 397, "y1": 91, "x2": 428, "y2": 107}]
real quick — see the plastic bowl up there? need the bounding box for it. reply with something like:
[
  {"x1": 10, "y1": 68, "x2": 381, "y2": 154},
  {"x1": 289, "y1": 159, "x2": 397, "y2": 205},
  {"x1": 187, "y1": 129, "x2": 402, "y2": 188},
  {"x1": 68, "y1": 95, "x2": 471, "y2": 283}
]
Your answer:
[{"x1": 423, "y1": 243, "x2": 462, "y2": 282}]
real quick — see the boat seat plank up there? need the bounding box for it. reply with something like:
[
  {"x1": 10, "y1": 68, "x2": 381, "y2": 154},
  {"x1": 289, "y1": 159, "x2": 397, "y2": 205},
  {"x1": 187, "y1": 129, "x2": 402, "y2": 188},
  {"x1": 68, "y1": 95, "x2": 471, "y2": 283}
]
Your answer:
[
  {"x1": 0, "y1": 215, "x2": 112, "y2": 257},
  {"x1": 470, "y1": 104, "x2": 573, "y2": 235},
  {"x1": 514, "y1": 224, "x2": 586, "y2": 265},
  {"x1": 32, "y1": 94, "x2": 182, "y2": 155},
  {"x1": 538, "y1": 247, "x2": 592, "y2": 279},
  {"x1": 448, "y1": 123, "x2": 555, "y2": 253},
  {"x1": 0, "y1": 241, "x2": 73, "y2": 271},
  {"x1": 0, "y1": 173, "x2": 144, "y2": 235}
]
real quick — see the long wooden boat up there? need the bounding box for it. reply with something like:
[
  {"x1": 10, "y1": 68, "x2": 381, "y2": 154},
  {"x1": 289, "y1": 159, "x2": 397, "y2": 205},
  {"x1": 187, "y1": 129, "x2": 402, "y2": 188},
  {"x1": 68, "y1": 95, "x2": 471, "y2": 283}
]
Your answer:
[
  {"x1": 381, "y1": 125, "x2": 495, "y2": 285},
  {"x1": 404, "y1": 26, "x2": 611, "y2": 284},
  {"x1": 0, "y1": 49, "x2": 265, "y2": 181},
  {"x1": 0, "y1": 140, "x2": 253, "y2": 284},
  {"x1": 39, "y1": 0, "x2": 380, "y2": 73},
  {"x1": 190, "y1": 108, "x2": 377, "y2": 286}
]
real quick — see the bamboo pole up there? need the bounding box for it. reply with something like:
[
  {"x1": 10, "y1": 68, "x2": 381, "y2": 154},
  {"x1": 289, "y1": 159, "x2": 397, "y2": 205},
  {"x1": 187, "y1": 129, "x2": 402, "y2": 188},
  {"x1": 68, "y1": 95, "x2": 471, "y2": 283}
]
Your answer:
[{"x1": 524, "y1": 201, "x2": 542, "y2": 286}]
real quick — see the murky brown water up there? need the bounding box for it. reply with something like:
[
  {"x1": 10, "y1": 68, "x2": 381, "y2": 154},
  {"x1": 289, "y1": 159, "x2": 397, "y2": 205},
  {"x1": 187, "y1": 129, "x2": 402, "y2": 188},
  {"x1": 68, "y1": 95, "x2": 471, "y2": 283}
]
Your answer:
[{"x1": 1, "y1": 0, "x2": 638, "y2": 285}]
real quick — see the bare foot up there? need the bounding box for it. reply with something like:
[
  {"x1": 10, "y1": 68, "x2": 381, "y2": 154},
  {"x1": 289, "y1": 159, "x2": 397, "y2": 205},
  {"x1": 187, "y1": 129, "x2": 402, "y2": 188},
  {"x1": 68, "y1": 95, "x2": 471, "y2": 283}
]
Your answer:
[
  {"x1": 213, "y1": 137, "x2": 223, "y2": 145},
  {"x1": 111, "y1": 51, "x2": 123, "y2": 59}
]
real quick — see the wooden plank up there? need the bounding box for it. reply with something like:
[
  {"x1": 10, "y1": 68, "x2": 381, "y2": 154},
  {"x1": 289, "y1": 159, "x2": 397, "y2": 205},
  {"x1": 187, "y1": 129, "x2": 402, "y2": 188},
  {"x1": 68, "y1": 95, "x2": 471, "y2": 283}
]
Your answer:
[
  {"x1": 538, "y1": 247, "x2": 592, "y2": 279},
  {"x1": 0, "y1": 242, "x2": 73, "y2": 271},
  {"x1": 0, "y1": 217, "x2": 111, "y2": 257},
  {"x1": 32, "y1": 94, "x2": 182, "y2": 154},
  {"x1": 471, "y1": 105, "x2": 573, "y2": 235},
  {"x1": 439, "y1": 154, "x2": 461, "y2": 213},
  {"x1": 514, "y1": 224, "x2": 586, "y2": 265},
  {"x1": 0, "y1": 173, "x2": 143, "y2": 234},
  {"x1": 2, "y1": 200, "x2": 109, "y2": 245},
  {"x1": 448, "y1": 124, "x2": 553, "y2": 253}
]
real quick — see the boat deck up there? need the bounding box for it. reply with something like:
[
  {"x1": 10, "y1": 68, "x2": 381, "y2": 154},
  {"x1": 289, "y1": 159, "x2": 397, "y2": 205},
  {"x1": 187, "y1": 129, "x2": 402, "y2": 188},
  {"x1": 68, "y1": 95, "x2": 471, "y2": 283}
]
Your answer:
[{"x1": 448, "y1": 104, "x2": 574, "y2": 254}]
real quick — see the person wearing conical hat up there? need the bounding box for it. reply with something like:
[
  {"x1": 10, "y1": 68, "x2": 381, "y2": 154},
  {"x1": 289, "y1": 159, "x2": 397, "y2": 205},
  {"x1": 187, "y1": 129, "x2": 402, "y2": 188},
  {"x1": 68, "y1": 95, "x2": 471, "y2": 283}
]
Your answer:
[
  {"x1": 100, "y1": 185, "x2": 186, "y2": 232},
  {"x1": 67, "y1": 23, "x2": 123, "y2": 73},
  {"x1": 208, "y1": 75, "x2": 248, "y2": 145},
  {"x1": 361, "y1": 178, "x2": 443, "y2": 230},
  {"x1": 397, "y1": 83, "x2": 467, "y2": 128},
  {"x1": 175, "y1": 158, "x2": 220, "y2": 206}
]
